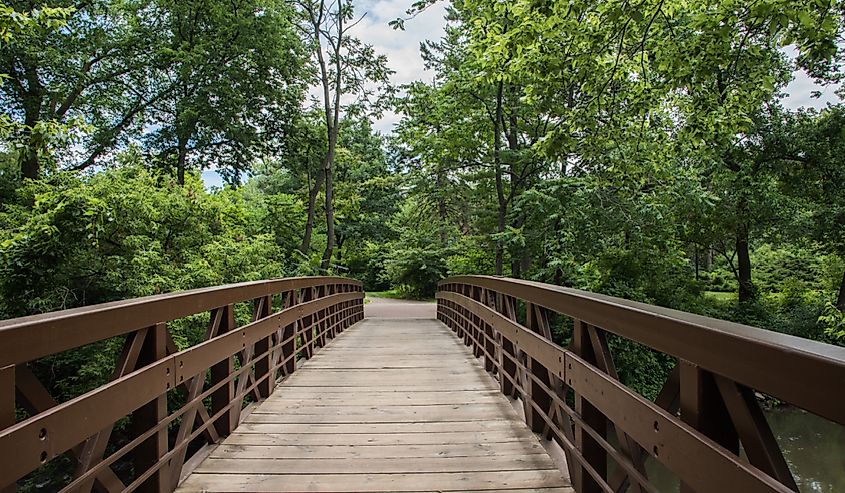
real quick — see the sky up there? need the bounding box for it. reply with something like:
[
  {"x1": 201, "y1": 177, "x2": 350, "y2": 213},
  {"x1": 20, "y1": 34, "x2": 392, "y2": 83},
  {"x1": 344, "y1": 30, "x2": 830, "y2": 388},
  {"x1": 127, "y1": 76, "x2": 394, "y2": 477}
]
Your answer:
[{"x1": 202, "y1": 1, "x2": 840, "y2": 188}]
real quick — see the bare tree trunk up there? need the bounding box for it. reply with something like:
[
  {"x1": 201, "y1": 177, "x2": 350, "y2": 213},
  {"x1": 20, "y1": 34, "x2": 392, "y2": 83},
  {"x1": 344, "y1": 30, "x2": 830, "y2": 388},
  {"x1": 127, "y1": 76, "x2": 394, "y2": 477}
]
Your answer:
[
  {"x1": 736, "y1": 226, "x2": 754, "y2": 303},
  {"x1": 319, "y1": 1, "x2": 343, "y2": 273},
  {"x1": 21, "y1": 145, "x2": 39, "y2": 180},
  {"x1": 493, "y1": 80, "x2": 506, "y2": 276},
  {"x1": 320, "y1": 143, "x2": 336, "y2": 271},
  {"x1": 334, "y1": 234, "x2": 345, "y2": 263},
  {"x1": 436, "y1": 167, "x2": 448, "y2": 245},
  {"x1": 300, "y1": 169, "x2": 324, "y2": 254},
  {"x1": 836, "y1": 269, "x2": 845, "y2": 312},
  {"x1": 694, "y1": 246, "x2": 700, "y2": 281},
  {"x1": 21, "y1": 95, "x2": 43, "y2": 180},
  {"x1": 176, "y1": 133, "x2": 188, "y2": 185}
]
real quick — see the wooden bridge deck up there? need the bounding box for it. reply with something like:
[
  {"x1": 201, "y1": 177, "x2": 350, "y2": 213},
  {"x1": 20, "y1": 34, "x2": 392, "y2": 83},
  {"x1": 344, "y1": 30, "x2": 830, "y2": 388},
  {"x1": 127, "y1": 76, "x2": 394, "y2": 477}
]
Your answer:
[{"x1": 176, "y1": 305, "x2": 572, "y2": 492}]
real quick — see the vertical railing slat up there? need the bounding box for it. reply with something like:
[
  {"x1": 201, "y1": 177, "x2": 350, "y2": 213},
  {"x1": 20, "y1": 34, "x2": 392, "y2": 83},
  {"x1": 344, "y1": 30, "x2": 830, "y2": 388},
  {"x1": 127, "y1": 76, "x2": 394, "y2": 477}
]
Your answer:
[{"x1": 132, "y1": 323, "x2": 169, "y2": 493}]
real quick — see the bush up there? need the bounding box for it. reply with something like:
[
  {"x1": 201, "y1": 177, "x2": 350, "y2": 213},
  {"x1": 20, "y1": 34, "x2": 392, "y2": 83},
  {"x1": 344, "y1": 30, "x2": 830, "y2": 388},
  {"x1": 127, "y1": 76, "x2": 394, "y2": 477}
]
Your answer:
[{"x1": 384, "y1": 244, "x2": 449, "y2": 298}]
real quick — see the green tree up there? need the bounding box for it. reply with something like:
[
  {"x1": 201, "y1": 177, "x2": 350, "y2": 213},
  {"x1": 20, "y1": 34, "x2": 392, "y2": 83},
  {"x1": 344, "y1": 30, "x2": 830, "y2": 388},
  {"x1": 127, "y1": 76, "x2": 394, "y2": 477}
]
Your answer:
[
  {"x1": 144, "y1": 0, "x2": 306, "y2": 184},
  {"x1": 0, "y1": 0, "x2": 162, "y2": 178},
  {"x1": 293, "y1": 0, "x2": 393, "y2": 269}
]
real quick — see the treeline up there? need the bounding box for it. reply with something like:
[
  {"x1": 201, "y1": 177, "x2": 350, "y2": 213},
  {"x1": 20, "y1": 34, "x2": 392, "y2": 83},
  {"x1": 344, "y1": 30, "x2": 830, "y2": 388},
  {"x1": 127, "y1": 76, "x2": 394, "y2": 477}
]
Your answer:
[
  {"x1": 0, "y1": 0, "x2": 399, "y2": 320},
  {"x1": 2, "y1": 0, "x2": 845, "y2": 398},
  {"x1": 3, "y1": 2, "x2": 845, "y2": 486},
  {"x1": 1, "y1": 3, "x2": 402, "y2": 488},
  {"x1": 387, "y1": 0, "x2": 845, "y2": 349}
]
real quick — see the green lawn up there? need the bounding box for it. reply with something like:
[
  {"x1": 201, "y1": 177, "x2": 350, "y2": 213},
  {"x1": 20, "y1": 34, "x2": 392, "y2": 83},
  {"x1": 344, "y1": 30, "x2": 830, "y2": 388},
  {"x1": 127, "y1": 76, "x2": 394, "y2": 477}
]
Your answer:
[
  {"x1": 366, "y1": 289, "x2": 408, "y2": 300},
  {"x1": 366, "y1": 289, "x2": 435, "y2": 302},
  {"x1": 703, "y1": 291, "x2": 737, "y2": 302}
]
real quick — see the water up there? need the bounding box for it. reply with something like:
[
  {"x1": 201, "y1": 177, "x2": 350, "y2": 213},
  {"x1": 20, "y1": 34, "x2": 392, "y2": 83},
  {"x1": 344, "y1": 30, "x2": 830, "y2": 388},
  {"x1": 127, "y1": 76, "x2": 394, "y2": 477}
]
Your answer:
[
  {"x1": 641, "y1": 406, "x2": 845, "y2": 492},
  {"x1": 767, "y1": 407, "x2": 845, "y2": 492}
]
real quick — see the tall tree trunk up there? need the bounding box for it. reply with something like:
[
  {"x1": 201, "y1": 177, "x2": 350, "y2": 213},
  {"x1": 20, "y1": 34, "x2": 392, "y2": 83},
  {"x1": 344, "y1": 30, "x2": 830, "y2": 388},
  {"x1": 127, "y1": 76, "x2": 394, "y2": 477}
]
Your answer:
[
  {"x1": 21, "y1": 92, "x2": 43, "y2": 180},
  {"x1": 21, "y1": 145, "x2": 39, "y2": 180},
  {"x1": 694, "y1": 246, "x2": 700, "y2": 281},
  {"x1": 836, "y1": 269, "x2": 845, "y2": 312},
  {"x1": 736, "y1": 225, "x2": 754, "y2": 303},
  {"x1": 520, "y1": 252, "x2": 531, "y2": 277},
  {"x1": 320, "y1": 144, "x2": 336, "y2": 272},
  {"x1": 493, "y1": 80, "x2": 506, "y2": 276},
  {"x1": 510, "y1": 213, "x2": 527, "y2": 279},
  {"x1": 436, "y1": 167, "x2": 448, "y2": 245},
  {"x1": 300, "y1": 169, "x2": 324, "y2": 255},
  {"x1": 317, "y1": 0, "x2": 343, "y2": 273},
  {"x1": 335, "y1": 234, "x2": 345, "y2": 263},
  {"x1": 176, "y1": 133, "x2": 188, "y2": 186}
]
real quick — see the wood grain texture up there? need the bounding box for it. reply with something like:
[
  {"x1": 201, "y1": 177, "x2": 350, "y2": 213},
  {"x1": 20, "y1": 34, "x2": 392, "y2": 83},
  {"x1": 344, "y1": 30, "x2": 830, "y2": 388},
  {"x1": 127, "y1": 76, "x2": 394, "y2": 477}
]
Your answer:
[{"x1": 177, "y1": 317, "x2": 572, "y2": 492}]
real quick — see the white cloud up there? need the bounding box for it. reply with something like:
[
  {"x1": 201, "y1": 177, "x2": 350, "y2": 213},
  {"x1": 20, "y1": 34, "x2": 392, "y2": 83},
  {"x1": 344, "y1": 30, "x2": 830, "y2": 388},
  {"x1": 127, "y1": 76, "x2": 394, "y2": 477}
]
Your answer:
[
  {"x1": 350, "y1": 0, "x2": 447, "y2": 133},
  {"x1": 780, "y1": 45, "x2": 842, "y2": 110},
  {"x1": 781, "y1": 72, "x2": 841, "y2": 110}
]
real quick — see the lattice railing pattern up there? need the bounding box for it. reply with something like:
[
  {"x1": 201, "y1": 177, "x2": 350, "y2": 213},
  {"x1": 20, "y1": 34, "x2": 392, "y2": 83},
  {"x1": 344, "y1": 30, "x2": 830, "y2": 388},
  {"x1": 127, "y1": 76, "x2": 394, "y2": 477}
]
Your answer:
[
  {"x1": 437, "y1": 276, "x2": 845, "y2": 493},
  {"x1": 0, "y1": 277, "x2": 364, "y2": 493}
]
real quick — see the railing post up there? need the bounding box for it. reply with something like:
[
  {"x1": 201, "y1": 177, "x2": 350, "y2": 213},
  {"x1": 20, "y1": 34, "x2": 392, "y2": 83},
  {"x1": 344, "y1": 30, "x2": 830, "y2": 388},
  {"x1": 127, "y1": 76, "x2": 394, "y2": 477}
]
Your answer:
[
  {"x1": 211, "y1": 304, "x2": 236, "y2": 437},
  {"x1": 315, "y1": 285, "x2": 326, "y2": 348},
  {"x1": 498, "y1": 294, "x2": 519, "y2": 399},
  {"x1": 254, "y1": 295, "x2": 272, "y2": 399},
  {"x1": 300, "y1": 288, "x2": 315, "y2": 359},
  {"x1": 525, "y1": 304, "x2": 554, "y2": 436},
  {"x1": 1, "y1": 364, "x2": 14, "y2": 493},
  {"x1": 572, "y1": 320, "x2": 607, "y2": 493},
  {"x1": 482, "y1": 290, "x2": 497, "y2": 374},
  {"x1": 679, "y1": 360, "x2": 739, "y2": 493},
  {"x1": 279, "y1": 291, "x2": 297, "y2": 376},
  {"x1": 131, "y1": 323, "x2": 168, "y2": 493}
]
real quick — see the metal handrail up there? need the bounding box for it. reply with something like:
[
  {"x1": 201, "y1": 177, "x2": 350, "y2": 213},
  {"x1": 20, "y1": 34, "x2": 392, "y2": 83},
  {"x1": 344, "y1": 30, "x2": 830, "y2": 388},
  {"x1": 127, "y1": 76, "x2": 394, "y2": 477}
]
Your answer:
[
  {"x1": 0, "y1": 276, "x2": 365, "y2": 493},
  {"x1": 437, "y1": 275, "x2": 845, "y2": 493}
]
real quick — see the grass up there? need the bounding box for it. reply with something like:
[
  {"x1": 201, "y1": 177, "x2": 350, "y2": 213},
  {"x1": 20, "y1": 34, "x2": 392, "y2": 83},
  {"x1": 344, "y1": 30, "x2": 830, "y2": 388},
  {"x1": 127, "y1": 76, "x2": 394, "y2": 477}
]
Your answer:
[
  {"x1": 704, "y1": 291, "x2": 737, "y2": 302},
  {"x1": 366, "y1": 288, "x2": 435, "y2": 302},
  {"x1": 366, "y1": 289, "x2": 408, "y2": 300}
]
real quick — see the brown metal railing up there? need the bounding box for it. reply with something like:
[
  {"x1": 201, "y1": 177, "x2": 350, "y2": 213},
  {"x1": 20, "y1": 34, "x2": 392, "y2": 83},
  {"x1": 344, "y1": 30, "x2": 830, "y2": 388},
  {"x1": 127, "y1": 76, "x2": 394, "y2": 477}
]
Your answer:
[
  {"x1": 0, "y1": 276, "x2": 364, "y2": 493},
  {"x1": 437, "y1": 275, "x2": 845, "y2": 493}
]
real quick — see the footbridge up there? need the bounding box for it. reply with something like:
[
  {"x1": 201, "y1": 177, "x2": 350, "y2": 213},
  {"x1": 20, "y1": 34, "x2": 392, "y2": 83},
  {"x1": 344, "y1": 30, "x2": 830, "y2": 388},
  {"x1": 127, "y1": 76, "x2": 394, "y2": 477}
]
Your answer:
[{"x1": 1, "y1": 276, "x2": 844, "y2": 492}]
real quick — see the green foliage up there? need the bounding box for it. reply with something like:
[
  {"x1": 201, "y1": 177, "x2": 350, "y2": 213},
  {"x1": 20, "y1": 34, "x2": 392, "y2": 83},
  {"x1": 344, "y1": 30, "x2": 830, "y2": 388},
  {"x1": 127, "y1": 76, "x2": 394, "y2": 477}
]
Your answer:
[
  {"x1": 819, "y1": 303, "x2": 845, "y2": 343},
  {"x1": 0, "y1": 165, "x2": 297, "y2": 318},
  {"x1": 384, "y1": 244, "x2": 448, "y2": 298},
  {"x1": 381, "y1": 200, "x2": 453, "y2": 298},
  {"x1": 1, "y1": 3, "x2": 845, "y2": 483}
]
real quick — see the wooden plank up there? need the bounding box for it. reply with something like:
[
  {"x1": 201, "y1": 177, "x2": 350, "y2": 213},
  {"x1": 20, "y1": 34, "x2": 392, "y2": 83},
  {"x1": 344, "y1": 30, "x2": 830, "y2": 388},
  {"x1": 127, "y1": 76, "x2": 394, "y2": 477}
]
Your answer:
[
  {"x1": 211, "y1": 442, "x2": 550, "y2": 459},
  {"x1": 178, "y1": 470, "x2": 568, "y2": 492},
  {"x1": 219, "y1": 430, "x2": 536, "y2": 446},
  {"x1": 195, "y1": 455, "x2": 558, "y2": 474},
  {"x1": 176, "y1": 316, "x2": 572, "y2": 493},
  {"x1": 236, "y1": 419, "x2": 527, "y2": 432},
  {"x1": 281, "y1": 383, "x2": 500, "y2": 391},
  {"x1": 260, "y1": 391, "x2": 505, "y2": 405},
  {"x1": 251, "y1": 402, "x2": 519, "y2": 417},
  {"x1": 218, "y1": 414, "x2": 512, "y2": 424}
]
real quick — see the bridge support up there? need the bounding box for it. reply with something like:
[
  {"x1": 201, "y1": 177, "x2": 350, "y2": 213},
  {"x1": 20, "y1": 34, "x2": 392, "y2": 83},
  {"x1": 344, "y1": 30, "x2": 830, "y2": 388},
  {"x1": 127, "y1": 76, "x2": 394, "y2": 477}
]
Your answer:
[
  {"x1": 132, "y1": 323, "x2": 169, "y2": 493},
  {"x1": 253, "y1": 295, "x2": 273, "y2": 399},
  {"x1": 210, "y1": 305, "x2": 237, "y2": 437},
  {"x1": 571, "y1": 321, "x2": 608, "y2": 493},
  {"x1": 1, "y1": 365, "x2": 13, "y2": 493}
]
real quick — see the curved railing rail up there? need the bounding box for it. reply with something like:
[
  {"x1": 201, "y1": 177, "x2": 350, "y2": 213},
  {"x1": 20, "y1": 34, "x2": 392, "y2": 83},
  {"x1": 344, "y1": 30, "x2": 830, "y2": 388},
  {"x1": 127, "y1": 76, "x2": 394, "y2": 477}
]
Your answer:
[
  {"x1": 0, "y1": 276, "x2": 364, "y2": 493},
  {"x1": 437, "y1": 275, "x2": 845, "y2": 493}
]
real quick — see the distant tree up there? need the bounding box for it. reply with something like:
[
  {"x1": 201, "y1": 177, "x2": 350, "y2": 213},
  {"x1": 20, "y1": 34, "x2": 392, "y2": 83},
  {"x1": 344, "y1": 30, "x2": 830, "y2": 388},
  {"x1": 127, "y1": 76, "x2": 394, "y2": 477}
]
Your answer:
[
  {"x1": 293, "y1": 0, "x2": 393, "y2": 269},
  {"x1": 144, "y1": 0, "x2": 307, "y2": 185},
  {"x1": 0, "y1": 0, "x2": 155, "y2": 179}
]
